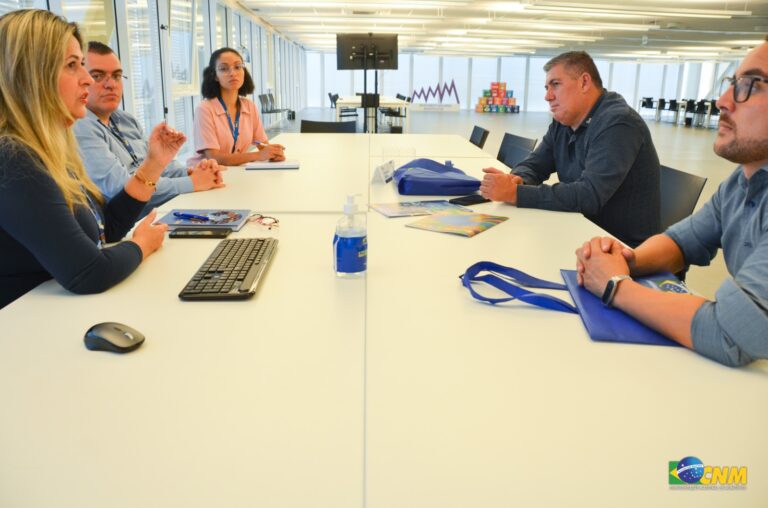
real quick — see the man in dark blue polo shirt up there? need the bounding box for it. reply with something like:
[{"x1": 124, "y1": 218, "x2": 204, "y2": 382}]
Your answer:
[{"x1": 480, "y1": 51, "x2": 660, "y2": 247}]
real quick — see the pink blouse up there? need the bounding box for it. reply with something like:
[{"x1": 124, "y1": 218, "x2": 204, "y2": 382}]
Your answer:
[{"x1": 187, "y1": 97, "x2": 268, "y2": 166}]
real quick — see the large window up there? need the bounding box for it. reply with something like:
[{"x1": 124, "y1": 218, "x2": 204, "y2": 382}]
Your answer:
[
  {"x1": 62, "y1": 0, "x2": 115, "y2": 44},
  {"x1": 381, "y1": 54, "x2": 410, "y2": 98},
  {"x1": 469, "y1": 57, "x2": 497, "y2": 106},
  {"x1": 168, "y1": 0, "x2": 207, "y2": 154},
  {"x1": 526, "y1": 56, "x2": 549, "y2": 112},
  {"x1": 260, "y1": 28, "x2": 269, "y2": 95},
  {"x1": 636, "y1": 63, "x2": 665, "y2": 102},
  {"x1": 305, "y1": 53, "x2": 322, "y2": 107},
  {"x1": 610, "y1": 62, "x2": 638, "y2": 107},
  {"x1": 170, "y1": 0, "x2": 196, "y2": 89},
  {"x1": 214, "y1": 3, "x2": 226, "y2": 49},
  {"x1": 500, "y1": 56, "x2": 527, "y2": 109},
  {"x1": 412, "y1": 55, "x2": 440, "y2": 103},
  {"x1": 125, "y1": 0, "x2": 164, "y2": 132},
  {"x1": 231, "y1": 12, "x2": 240, "y2": 51},
  {"x1": 593, "y1": 59, "x2": 610, "y2": 88},
  {"x1": 325, "y1": 55, "x2": 352, "y2": 97},
  {"x1": 0, "y1": 0, "x2": 46, "y2": 15},
  {"x1": 442, "y1": 57, "x2": 468, "y2": 108},
  {"x1": 698, "y1": 61, "x2": 718, "y2": 99},
  {"x1": 663, "y1": 64, "x2": 681, "y2": 99}
]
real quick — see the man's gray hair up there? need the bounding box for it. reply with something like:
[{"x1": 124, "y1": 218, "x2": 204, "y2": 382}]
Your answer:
[{"x1": 544, "y1": 51, "x2": 603, "y2": 89}]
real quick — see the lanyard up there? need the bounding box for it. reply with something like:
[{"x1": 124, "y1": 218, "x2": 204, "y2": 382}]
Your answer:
[
  {"x1": 101, "y1": 118, "x2": 140, "y2": 167},
  {"x1": 83, "y1": 191, "x2": 106, "y2": 249},
  {"x1": 217, "y1": 96, "x2": 240, "y2": 153},
  {"x1": 460, "y1": 261, "x2": 577, "y2": 313}
]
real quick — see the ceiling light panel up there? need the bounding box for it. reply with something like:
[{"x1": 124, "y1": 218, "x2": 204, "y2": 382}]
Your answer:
[{"x1": 244, "y1": 0, "x2": 765, "y2": 60}]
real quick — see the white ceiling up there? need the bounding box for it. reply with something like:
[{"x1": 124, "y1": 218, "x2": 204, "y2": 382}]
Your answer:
[{"x1": 242, "y1": 0, "x2": 768, "y2": 62}]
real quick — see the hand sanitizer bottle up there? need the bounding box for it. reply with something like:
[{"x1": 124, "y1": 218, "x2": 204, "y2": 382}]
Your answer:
[{"x1": 333, "y1": 195, "x2": 367, "y2": 278}]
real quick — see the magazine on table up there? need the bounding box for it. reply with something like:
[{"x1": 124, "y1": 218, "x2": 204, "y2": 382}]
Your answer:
[
  {"x1": 371, "y1": 200, "x2": 471, "y2": 218},
  {"x1": 156, "y1": 209, "x2": 251, "y2": 231}
]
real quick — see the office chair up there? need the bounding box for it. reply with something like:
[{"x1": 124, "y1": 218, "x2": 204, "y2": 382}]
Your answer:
[
  {"x1": 469, "y1": 126, "x2": 489, "y2": 149},
  {"x1": 496, "y1": 132, "x2": 537, "y2": 169},
  {"x1": 659, "y1": 165, "x2": 707, "y2": 231},
  {"x1": 300, "y1": 119, "x2": 357, "y2": 133}
]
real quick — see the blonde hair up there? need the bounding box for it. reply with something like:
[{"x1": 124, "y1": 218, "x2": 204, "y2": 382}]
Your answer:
[{"x1": 0, "y1": 9, "x2": 102, "y2": 210}]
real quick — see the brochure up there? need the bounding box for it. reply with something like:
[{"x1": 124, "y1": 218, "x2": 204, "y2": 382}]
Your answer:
[
  {"x1": 157, "y1": 209, "x2": 251, "y2": 231},
  {"x1": 406, "y1": 211, "x2": 508, "y2": 237},
  {"x1": 371, "y1": 200, "x2": 471, "y2": 218}
]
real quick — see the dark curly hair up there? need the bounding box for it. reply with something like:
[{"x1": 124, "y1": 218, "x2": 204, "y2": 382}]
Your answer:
[{"x1": 201, "y1": 47, "x2": 255, "y2": 99}]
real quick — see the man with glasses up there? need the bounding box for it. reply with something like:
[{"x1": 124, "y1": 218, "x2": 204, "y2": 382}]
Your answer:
[
  {"x1": 575, "y1": 37, "x2": 768, "y2": 367},
  {"x1": 73, "y1": 41, "x2": 223, "y2": 215}
]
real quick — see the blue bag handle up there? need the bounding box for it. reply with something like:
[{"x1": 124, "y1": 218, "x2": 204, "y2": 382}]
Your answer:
[{"x1": 460, "y1": 261, "x2": 578, "y2": 314}]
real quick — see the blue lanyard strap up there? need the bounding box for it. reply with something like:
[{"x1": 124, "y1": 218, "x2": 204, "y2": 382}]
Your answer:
[
  {"x1": 103, "y1": 118, "x2": 140, "y2": 167},
  {"x1": 217, "y1": 96, "x2": 240, "y2": 153},
  {"x1": 460, "y1": 261, "x2": 577, "y2": 313},
  {"x1": 83, "y1": 191, "x2": 106, "y2": 249}
]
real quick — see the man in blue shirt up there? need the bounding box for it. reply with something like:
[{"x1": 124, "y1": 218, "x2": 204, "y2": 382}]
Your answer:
[
  {"x1": 480, "y1": 51, "x2": 660, "y2": 247},
  {"x1": 576, "y1": 38, "x2": 768, "y2": 367},
  {"x1": 73, "y1": 42, "x2": 223, "y2": 214}
]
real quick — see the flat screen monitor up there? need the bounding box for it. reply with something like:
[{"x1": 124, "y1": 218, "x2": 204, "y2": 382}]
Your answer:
[{"x1": 336, "y1": 33, "x2": 398, "y2": 70}]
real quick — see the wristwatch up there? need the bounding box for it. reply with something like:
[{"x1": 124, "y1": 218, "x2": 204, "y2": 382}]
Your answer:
[{"x1": 601, "y1": 274, "x2": 631, "y2": 307}]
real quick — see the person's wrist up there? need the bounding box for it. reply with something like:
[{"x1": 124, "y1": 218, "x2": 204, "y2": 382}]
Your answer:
[
  {"x1": 601, "y1": 274, "x2": 631, "y2": 307},
  {"x1": 133, "y1": 170, "x2": 156, "y2": 189},
  {"x1": 506, "y1": 176, "x2": 519, "y2": 204}
]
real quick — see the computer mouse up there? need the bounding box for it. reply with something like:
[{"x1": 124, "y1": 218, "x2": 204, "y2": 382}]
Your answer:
[{"x1": 84, "y1": 322, "x2": 145, "y2": 353}]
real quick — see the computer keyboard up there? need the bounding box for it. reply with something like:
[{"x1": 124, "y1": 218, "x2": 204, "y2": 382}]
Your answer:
[{"x1": 179, "y1": 237, "x2": 278, "y2": 300}]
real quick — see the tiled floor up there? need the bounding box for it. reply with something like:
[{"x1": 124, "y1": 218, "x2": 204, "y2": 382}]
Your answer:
[{"x1": 267, "y1": 107, "x2": 730, "y2": 298}]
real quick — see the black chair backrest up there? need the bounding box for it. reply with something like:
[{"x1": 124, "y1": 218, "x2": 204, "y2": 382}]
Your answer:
[
  {"x1": 258, "y1": 94, "x2": 270, "y2": 113},
  {"x1": 660, "y1": 165, "x2": 707, "y2": 231},
  {"x1": 497, "y1": 132, "x2": 537, "y2": 166},
  {"x1": 499, "y1": 144, "x2": 534, "y2": 169},
  {"x1": 300, "y1": 119, "x2": 357, "y2": 133},
  {"x1": 685, "y1": 100, "x2": 696, "y2": 112},
  {"x1": 657, "y1": 98, "x2": 666, "y2": 109},
  {"x1": 668, "y1": 99, "x2": 678, "y2": 110},
  {"x1": 641, "y1": 97, "x2": 654, "y2": 108},
  {"x1": 695, "y1": 100, "x2": 707, "y2": 113},
  {"x1": 396, "y1": 93, "x2": 406, "y2": 101},
  {"x1": 469, "y1": 126, "x2": 489, "y2": 149},
  {"x1": 267, "y1": 93, "x2": 278, "y2": 110}
]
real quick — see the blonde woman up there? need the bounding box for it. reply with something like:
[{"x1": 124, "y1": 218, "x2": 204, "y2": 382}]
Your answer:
[{"x1": 0, "y1": 9, "x2": 183, "y2": 308}]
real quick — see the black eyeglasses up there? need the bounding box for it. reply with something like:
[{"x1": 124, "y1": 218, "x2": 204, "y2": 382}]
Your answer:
[
  {"x1": 89, "y1": 71, "x2": 126, "y2": 83},
  {"x1": 720, "y1": 75, "x2": 768, "y2": 103}
]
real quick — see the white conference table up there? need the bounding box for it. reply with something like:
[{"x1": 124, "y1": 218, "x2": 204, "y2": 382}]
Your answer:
[
  {"x1": 169, "y1": 133, "x2": 371, "y2": 213},
  {"x1": 336, "y1": 95, "x2": 410, "y2": 132},
  {"x1": 0, "y1": 214, "x2": 365, "y2": 507},
  {"x1": 0, "y1": 134, "x2": 766, "y2": 507}
]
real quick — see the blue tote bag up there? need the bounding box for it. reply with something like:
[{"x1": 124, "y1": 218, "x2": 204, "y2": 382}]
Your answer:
[{"x1": 393, "y1": 158, "x2": 480, "y2": 196}]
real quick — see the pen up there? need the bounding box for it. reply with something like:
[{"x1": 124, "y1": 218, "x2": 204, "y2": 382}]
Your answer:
[{"x1": 174, "y1": 212, "x2": 210, "y2": 222}]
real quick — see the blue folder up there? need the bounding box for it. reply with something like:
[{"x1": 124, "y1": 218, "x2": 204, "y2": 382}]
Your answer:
[{"x1": 560, "y1": 270, "x2": 681, "y2": 347}]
